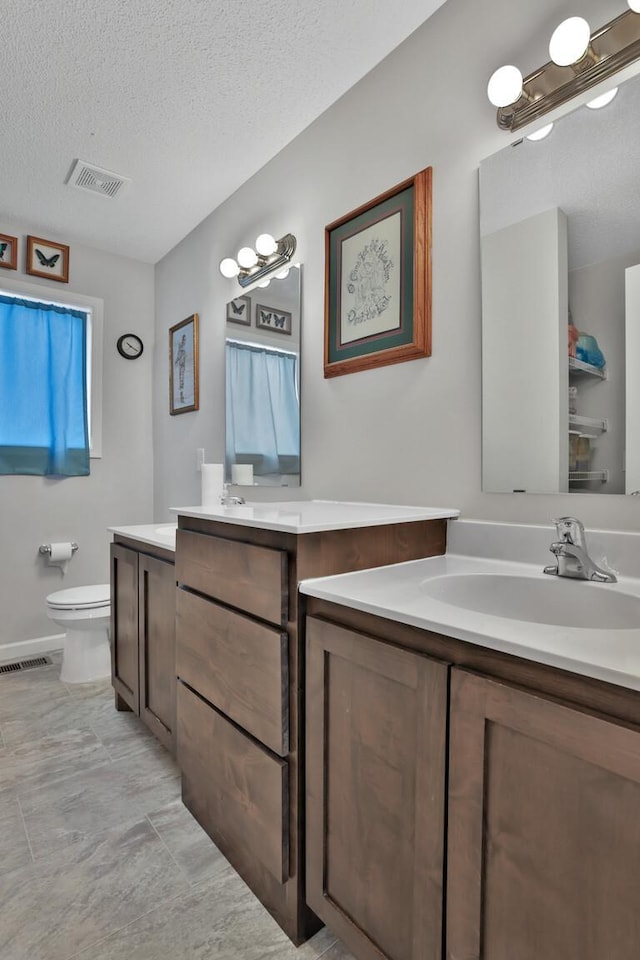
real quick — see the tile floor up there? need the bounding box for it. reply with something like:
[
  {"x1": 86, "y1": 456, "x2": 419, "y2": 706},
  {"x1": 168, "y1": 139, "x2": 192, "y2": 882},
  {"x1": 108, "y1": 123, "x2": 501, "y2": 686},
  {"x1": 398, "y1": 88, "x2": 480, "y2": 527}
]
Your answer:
[{"x1": 0, "y1": 655, "x2": 352, "y2": 960}]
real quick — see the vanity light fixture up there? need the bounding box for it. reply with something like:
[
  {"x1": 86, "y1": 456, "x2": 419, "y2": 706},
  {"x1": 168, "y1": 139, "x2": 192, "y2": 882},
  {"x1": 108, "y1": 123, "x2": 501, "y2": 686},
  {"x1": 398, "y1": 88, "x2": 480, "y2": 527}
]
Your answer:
[
  {"x1": 488, "y1": 6, "x2": 640, "y2": 131},
  {"x1": 219, "y1": 232, "x2": 297, "y2": 288}
]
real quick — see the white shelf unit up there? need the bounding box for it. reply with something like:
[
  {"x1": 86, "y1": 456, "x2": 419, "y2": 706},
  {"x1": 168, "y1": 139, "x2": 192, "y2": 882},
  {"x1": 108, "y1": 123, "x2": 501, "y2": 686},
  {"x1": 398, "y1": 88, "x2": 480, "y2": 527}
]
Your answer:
[
  {"x1": 569, "y1": 470, "x2": 610, "y2": 484},
  {"x1": 568, "y1": 356, "x2": 607, "y2": 380},
  {"x1": 568, "y1": 414, "x2": 608, "y2": 437}
]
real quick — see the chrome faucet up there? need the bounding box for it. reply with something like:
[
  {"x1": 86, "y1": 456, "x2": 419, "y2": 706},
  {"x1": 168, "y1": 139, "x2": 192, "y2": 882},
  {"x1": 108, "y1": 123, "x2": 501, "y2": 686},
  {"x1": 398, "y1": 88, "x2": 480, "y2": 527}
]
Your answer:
[
  {"x1": 543, "y1": 517, "x2": 617, "y2": 583},
  {"x1": 220, "y1": 493, "x2": 246, "y2": 506}
]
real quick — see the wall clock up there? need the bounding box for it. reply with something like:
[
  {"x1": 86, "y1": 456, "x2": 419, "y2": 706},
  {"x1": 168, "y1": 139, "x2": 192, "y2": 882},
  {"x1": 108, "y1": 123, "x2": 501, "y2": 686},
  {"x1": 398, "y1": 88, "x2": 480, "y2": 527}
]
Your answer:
[{"x1": 116, "y1": 334, "x2": 144, "y2": 359}]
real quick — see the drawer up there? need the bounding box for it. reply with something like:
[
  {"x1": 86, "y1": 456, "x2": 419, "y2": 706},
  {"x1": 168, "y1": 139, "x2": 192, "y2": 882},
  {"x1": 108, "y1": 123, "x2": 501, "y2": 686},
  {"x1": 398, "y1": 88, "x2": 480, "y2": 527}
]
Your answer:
[
  {"x1": 177, "y1": 681, "x2": 289, "y2": 883},
  {"x1": 176, "y1": 529, "x2": 288, "y2": 626},
  {"x1": 176, "y1": 589, "x2": 288, "y2": 756}
]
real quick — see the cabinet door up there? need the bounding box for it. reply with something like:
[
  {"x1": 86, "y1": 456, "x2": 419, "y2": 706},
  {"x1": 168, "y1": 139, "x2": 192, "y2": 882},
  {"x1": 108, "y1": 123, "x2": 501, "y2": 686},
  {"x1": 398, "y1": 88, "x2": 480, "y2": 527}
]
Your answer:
[
  {"x1": 447, "y1": 669, "x2": 640, "y2": 960},
  {"x1": 139, "y1": 554, "x2": 176, "y2": 754},
  {"x1": 110, "y1": 543, "x2": 139, "y2": 712},
  {"x1": 306, "y1": 617, "x2": 448, "y2": 960}
]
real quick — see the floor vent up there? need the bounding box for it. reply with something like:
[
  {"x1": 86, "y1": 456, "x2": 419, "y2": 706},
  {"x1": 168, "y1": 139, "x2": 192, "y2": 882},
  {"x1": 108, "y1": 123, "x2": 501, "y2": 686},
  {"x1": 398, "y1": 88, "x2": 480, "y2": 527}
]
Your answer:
[{"x1": 0, "y1": 655, "x2": 52, "y2": 675}]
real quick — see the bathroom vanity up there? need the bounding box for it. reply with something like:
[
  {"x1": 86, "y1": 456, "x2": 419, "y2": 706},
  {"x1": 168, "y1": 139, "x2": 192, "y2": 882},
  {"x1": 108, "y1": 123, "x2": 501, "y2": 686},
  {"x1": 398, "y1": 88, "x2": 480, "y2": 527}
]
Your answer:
[
  {"x1": 109, "y1": 524, "x2": 177, "y2": 754},
  {"x1": 301, "y1": 522, "x2": 640, "y2": 960},
  {"x1": 170, "y1": 500, "x2": 458, "y2": 945}
]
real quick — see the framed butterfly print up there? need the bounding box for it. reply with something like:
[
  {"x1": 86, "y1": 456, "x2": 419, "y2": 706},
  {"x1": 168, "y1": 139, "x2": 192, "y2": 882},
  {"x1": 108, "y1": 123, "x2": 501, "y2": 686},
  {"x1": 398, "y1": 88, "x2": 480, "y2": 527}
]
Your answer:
[
  {"x1": 0, "y1": 233, "x2": 18, "y2": 271},
  {"x1": 26, "y1": 236, "x2": 70, "y2": 283},
  {"x1": 256, "y1": 305, "x2": 292, "y2": 335},
  {"x1": 226, "y1": 295, "x2": 251, "y2": 326}
]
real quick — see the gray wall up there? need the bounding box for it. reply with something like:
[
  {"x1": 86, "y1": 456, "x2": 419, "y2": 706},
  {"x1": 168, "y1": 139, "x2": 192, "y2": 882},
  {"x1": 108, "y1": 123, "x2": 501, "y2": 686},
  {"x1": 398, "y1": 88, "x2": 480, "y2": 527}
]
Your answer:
[
  {"x1": 0, "y1": 216, "x2": 155, "y2": 647},
  {"x1": 154, "y1": 0, "x2": 640, "y2": 532}
]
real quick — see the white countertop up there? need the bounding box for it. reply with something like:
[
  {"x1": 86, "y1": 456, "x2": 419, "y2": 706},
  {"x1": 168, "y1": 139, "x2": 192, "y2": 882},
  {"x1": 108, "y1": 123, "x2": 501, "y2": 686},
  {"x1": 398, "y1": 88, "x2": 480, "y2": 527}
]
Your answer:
[
  {"x1": 108, "y1": 523, "x2": 177, "y2": 552},
  {"x1": 300, "y1": 553, "x2": 640, "y2": 692},
  {"x1": 170, "y1": 500, "x2": 459, "y2": 534}
]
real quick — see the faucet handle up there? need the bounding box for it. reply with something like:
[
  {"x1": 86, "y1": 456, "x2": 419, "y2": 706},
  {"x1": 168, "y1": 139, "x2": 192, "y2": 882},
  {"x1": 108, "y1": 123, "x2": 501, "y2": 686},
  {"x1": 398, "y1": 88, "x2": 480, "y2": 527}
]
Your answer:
[{"x1": 552, "y1": 516, "x2": 586, "y2": 545}]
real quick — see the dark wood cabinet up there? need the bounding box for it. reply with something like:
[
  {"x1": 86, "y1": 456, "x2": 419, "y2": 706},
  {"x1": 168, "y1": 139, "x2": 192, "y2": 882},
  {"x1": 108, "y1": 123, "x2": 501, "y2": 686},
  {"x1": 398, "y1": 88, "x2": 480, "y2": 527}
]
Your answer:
[
  {"x1": 175, "y1": 514, "x2": 448, "y2": 946},
  {"x1": 306, "y1": 617, "x2": 448, "y2": 960},
  {"x1": 110, "y1": 537, "x2": 176, "y2": 754},
  {"x1": 138, "y1": 552, "x2": 177, "y2": 753},
  {"x1": 303, "y1": 596, "x2": 640, "y2": 960},
  {"x1": 447, "y1": 669, "x2": 640, "y2": 960}
]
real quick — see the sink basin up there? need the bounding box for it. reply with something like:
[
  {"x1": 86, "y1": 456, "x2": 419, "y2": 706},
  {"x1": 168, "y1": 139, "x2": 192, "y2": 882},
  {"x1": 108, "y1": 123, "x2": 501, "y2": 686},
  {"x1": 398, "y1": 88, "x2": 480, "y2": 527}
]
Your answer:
[{"x1": 421, "y1": 573, "x2": 640, "y2": 629}]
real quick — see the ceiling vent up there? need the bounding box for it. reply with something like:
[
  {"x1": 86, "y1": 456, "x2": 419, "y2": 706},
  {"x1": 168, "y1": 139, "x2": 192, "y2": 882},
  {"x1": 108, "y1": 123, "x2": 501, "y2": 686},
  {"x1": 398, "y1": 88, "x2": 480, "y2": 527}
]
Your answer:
[{"x1": 67, "y1": 160, "x2": 130, "y2": 199}]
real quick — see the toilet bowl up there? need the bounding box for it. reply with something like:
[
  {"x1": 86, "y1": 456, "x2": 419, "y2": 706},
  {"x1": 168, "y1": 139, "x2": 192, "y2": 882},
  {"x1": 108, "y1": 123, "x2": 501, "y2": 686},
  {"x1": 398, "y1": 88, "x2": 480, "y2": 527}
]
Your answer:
[{"x1": 46, "y1": 584, "x2": 111, "y2": 684}]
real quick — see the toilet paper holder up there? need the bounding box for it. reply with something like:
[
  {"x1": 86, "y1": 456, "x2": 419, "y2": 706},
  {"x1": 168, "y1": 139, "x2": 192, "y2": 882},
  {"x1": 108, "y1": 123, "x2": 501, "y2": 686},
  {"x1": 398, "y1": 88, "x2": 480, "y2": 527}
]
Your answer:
[{"x1": 39, "y1": 542, "x2": 79, "y2": 556}]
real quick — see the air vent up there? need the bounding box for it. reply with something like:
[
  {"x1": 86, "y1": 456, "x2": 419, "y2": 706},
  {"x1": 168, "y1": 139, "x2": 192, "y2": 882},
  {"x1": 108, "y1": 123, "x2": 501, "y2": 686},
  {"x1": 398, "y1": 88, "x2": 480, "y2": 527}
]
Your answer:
[
  {"x1": 0, "y1": 655, "x2": 52, "y2": 675},
  {"x1": 68, "y1": 159, "x2": 130, "y2": 199}
]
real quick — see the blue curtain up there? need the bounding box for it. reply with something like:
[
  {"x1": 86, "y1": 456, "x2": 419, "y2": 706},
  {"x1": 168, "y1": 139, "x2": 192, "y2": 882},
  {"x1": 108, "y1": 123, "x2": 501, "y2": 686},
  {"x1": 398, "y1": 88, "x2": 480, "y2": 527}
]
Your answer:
[
  {"x1": 0, "y1": 294, "x2": 89, "y2": 476},
  {"x1": 226, "y1": 340, "x2": 300, "y2": 475}
]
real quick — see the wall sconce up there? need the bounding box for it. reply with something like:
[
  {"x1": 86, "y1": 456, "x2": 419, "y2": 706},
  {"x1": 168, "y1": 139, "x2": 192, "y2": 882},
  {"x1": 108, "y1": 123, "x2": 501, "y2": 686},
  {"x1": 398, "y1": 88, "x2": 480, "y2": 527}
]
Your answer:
[
  {"x1": 488, "y1": 5, "x2": 640, "y2": 132},
  {"x1": 219, "y1": 232, "x2": 297, "y2": 288}
]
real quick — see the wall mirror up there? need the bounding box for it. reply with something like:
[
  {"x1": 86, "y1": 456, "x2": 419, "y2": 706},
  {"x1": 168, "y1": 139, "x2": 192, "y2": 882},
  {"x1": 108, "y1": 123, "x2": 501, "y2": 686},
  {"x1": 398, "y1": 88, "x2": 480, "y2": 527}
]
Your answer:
[
  {"x1": 480, "y1": 70, "x2": 640, "y2": 495},
  {"x1": 224, "y1": 266, "x2": 301, "y2": 487}
]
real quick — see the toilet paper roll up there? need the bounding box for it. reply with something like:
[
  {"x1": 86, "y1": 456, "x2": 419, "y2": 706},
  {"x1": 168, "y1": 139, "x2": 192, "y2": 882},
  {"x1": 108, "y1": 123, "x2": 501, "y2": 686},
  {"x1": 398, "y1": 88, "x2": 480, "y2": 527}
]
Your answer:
[
  {"x1": 231, "y1": 463, "x2": 253, "y2": 485},
  {"x1": 48, "y1": 542, "x2": 74, "y2": 575},
  {"x1": 201, "y1": 463, "x2": 225, "y2": 507}
]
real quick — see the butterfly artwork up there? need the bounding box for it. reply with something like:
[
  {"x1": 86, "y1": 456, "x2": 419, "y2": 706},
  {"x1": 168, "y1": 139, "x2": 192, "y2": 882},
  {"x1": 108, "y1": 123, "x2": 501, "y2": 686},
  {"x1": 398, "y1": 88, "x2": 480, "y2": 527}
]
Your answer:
[
  {"x1": 27, "y1": 236, "x2": 69, "y2": 282},
  {"x1": 256, "y1": 304, "x2": 292, "y2": 335},
  {"x1": 0, "y1": 234, "x2": 17, "y2": 270},
  {"x1": 35, "y1": 249, "x2": 60, "y2": 268},
  {"x1": 226, "y1": 295, "x2": 251, "y2": 325}
]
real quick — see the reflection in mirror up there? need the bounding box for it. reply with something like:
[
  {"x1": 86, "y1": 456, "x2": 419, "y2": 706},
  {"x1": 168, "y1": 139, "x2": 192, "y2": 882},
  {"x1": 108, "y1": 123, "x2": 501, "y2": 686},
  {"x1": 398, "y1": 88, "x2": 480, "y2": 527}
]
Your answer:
[
  {"x1": 480, "y1": 72, "x2": 640, "y2": 495},
  {"x1": 225, "y1": 266, "x2": 301, "y2": 487}
]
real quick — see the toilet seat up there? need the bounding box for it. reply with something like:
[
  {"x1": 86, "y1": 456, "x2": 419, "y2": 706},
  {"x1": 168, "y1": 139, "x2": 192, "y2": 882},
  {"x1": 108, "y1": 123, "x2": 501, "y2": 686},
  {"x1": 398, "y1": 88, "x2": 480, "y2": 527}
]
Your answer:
[{"x1": 46, "y1": 583, "x2": 111, "y2": 611}]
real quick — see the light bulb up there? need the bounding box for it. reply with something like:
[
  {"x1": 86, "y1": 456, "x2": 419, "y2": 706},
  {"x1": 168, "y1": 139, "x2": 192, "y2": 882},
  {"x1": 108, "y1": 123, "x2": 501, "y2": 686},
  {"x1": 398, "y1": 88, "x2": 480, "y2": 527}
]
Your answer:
[
  {"x1": 255, "y1": 233, "x2": 277, "y2": 256},
  {"x1": 275, "y1": 267, "x2": 290, "y2": 280},
  {"x1": 487, "y1": 65, "x2": 523, "y2": 107},
  {"x1": 237, "y1": 246, "x2": 258, "y2": 269},
  {"x1": 586, "y1": 87, "x2": 618, "y2": 109},
  {"x1": 629, "y1": 0, "x2": 640, "y2": 12},
  {"x1": 526, "y1": 122, "x2": 554, "y2": 141},
  {"x1": 549, "y1": 17, "x2": 591, "y2": 66},
  {"x1": 258, "y1": 279, "x2": 271, "y2": 288},
  {"x1": 219, "y1": 257, "x2": 240, "y2": 278}
]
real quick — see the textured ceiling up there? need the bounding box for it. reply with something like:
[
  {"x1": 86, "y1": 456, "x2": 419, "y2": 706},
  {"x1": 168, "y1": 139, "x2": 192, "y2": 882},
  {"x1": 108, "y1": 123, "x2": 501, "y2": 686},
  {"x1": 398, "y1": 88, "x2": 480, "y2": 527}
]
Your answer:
[{"x1": 2, "y1": 0, "x2": 448, "y2": 263}]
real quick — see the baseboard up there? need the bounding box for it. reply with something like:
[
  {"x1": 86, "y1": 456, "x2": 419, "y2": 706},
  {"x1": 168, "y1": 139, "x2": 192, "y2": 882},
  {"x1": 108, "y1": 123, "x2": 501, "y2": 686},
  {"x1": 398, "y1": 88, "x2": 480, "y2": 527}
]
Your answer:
[{"x1": 0, "y1": 634, "x2": 65, "y2": 664}]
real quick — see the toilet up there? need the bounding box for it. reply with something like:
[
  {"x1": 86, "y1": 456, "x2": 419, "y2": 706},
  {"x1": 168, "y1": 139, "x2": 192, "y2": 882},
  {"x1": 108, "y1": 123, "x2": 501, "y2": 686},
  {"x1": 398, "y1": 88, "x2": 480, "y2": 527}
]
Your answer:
[{"x1": 46, "y1": 584, "x2": 111, "y2": 684}]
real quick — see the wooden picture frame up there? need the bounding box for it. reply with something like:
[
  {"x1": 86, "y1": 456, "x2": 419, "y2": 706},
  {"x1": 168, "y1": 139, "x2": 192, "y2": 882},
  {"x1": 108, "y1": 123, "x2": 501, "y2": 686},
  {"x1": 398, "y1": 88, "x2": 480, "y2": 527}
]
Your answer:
[
  {"x1": 256, "y1": 304, "x2": 292, "y2": 335},
  {"x1": 169, "y1": 313, "x2": 199, "y2": 415},
  {"x1": 26, "y1": 235, "x2": 70, "y2": 283},
  {"x1": 324, "y1": 166, "x2": 432, "y2": 377},
  {"x1": 0, "y1": 233, "x2": 18, "y2": 271},
  {"x1": 226, "y1": 295, "x2": 251, "y2": 326}
]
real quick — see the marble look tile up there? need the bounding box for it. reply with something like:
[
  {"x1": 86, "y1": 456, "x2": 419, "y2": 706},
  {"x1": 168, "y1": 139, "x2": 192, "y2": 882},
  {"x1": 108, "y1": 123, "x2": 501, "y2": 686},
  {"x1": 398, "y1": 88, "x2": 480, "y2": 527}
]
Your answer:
[
  {"x1": 146, "y1": 798, "x2": 228, "y2": 884},
  {"x1": 20, "y1": 742, "x2": 181, "y2": 861},
  {"x1": 0, "y1": 672, "x2": 70, "y2": 722},
  {"x1": 0, "y1": 695, "x2": 98, "y2": 748},
  {"x1": 315, "y1": 939, "x2": 355, "y2": 960},
  {"x1": 89, "y1": 707, "x2": 158, "y2": 761},
  {"x1": 0, "y1": 796, "x2": 33, "y2": 875},
  {"x1": 64, "y1": 676, "x2": 113, "y2": 699},
  {"x1": 0, "y1": 817, "x2": 190, "y2": 960},
  {"x1": 71, "y1": 863, "x2": 337, "y2": 960},
  {"x1": 0, "y1": 728, "x2": 112, "y2": 799}
]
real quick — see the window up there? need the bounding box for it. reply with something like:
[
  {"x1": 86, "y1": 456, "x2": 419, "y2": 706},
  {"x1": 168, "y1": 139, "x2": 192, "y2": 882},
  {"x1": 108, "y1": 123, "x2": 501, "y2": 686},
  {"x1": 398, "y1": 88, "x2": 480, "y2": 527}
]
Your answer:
[{"x1": 0, "y1": 278, "x2": 103, "y2": 475}]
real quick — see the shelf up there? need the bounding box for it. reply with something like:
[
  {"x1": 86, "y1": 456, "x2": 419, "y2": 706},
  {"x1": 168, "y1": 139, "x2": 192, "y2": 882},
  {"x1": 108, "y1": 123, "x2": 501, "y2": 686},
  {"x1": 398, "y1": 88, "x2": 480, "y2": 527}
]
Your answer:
[
  {"x1": 569, "y1": 356, "x2": 606, "y2": 379},
  {"x1": 569, "y1": 470, "x2": 610, "y2": 483},
  {"x1": 568, "y1": 414, "x2": 608, "y2": 437}
]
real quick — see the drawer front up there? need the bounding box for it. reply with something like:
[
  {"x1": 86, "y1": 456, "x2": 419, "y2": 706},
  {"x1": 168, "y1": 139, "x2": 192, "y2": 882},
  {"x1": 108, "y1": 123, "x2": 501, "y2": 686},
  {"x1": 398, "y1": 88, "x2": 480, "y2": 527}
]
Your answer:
[
  {"x1": 176, "y1": 589, "x2": 288, "y2": 756},
  {"x1": 176, "y1": 529, "x2": 288, "y2": 626},
  {"x1": 177, "y1": 681, "x2": 289, "y2": 883}
]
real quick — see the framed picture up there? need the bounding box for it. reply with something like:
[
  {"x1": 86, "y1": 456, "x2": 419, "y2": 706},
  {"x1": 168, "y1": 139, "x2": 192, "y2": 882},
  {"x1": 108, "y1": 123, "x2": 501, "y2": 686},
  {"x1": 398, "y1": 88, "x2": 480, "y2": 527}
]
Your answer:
[
  {"x1": 169, "y1": 313, "x2": 199, "y2": 415},
  {"x1": 26, "y1": 235, "x2": 70, "y2": 283},
  {"x1": 256, "y1": 304, "x2": 292, "y2": 335},
  {"x1": 226, "y1": 295, "x2": 251, "y2": 325},
  {"x1": 324, "y1": 167, "x2": 432, "y2": 377},
  {"x1": 0, "y1": 233, "x2": 18, "y2": 271}
]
